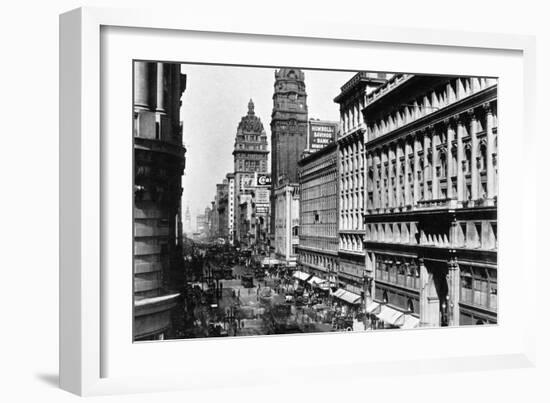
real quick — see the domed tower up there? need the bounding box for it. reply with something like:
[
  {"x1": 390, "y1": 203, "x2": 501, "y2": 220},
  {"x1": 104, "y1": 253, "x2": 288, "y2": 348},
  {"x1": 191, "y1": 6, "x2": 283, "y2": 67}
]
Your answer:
[{"x1": 232, "y1": 99, "x2": 269, "y2": 243}]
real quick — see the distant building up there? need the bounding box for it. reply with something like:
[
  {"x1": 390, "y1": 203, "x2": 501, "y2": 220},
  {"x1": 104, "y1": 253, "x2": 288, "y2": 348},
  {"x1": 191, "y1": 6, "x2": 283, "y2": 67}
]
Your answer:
[
  {"x1": 133, "y1": 61, "x2": 186, "y2": 341},
  {"x1": 215, "y1": 180, "x2": 229, "y2": 240},
  {"x1": 196, "y1": 212, "x2": 208, "y2": 238},
  {"x1": 297, "y1": 142, "x2": 339, "y2": 287},
  {"x1": 233, "y1": 100, "x2": 269, "y2": 244},
  {"x1": 226, "y1": 173, "x2": 236, "y2": 244},
  {"x1": 183, "y1": 205, "x2": 192, "y2": 235}
]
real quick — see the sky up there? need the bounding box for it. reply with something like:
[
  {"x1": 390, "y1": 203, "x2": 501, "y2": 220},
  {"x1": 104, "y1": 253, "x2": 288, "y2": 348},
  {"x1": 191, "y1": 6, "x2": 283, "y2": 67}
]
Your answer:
[{"x1": 178, "y1": 63, "x2": 355, "y2": 220}]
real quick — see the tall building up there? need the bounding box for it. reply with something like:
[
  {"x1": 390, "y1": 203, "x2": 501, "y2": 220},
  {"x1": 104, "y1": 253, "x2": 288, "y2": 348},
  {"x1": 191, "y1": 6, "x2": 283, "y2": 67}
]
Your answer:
[
  {"x1": 196, "y1": 212, "x2": 208, "y2": 237},
  {"x1": 297, "y1": 142, "x2": 339, "y2": 288},
  {"x1": 232, "y1": 99, "x2": 269, "y2": 244},
  {"x1": 270, "y1": 68, "x2": 308, "y2": 255},
  {"x1": 333, "y1": 72, "x2": 388, "y2": 304},
  {"x1": 270, "y1": 68, "x2": 309, "y2": 186},
  {"x1": 183, "y1": 205, "x2": 192, "y2": 235},
  {"x1": 226, "y1": 173, "x2": 236, "y2": 244},
  {"x1": 214, "y1": 179, "x2": 229, "y2": 240},
  {"x1": 362, "y1": 74, "x2": 498, "y2": 329},
  {"x1": 133, "y1": 61, "x2": 186, "y2": 341}
]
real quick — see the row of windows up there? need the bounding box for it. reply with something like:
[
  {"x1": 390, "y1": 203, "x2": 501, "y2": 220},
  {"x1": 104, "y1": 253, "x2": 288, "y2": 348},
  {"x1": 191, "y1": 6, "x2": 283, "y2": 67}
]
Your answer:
[
  {"x1": 460, "y1": 265, "x2": 497, "y2": 312},
  {"x1": 299, "y1": 238, "x2": 339, "y2": 253},
  {"x1": 301, "y1": 223, "x2": 338, "y2": 238},
  {"x1": 340, "y1": 173, "x2": 364, "y2": 192},
  {"x1": 367, "y1": 77, "x2": 497, "y2": 140},
  {"x1": 340, "y1": 192, "x2": 363, "y2": 211},
  {"x1": 339, "y1": 233, "x2": 364, "y2": 252},
  {"x1": 301, "y1": 195, "x2": 337, "y2": 213},
  {"x1": 298, "y1": 252, "x2": 338, "y2": 272},
  {"x1": 301, "y1": 182, "x2": 337, "y2": 200},
  {"x1": 340, "y1": 213, "x2": 364, "y2": 231},
  {"x1": 300, "y1": 157, "x2": 337, "y2": 178},
  {"x1": 364, "y1": 220, "x2": 496, "y2": 250}
]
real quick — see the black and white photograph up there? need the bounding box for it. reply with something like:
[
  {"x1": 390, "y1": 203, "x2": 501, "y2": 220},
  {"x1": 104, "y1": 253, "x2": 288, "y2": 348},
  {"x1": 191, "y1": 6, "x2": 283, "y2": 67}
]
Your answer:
[{"x1": 132, "y1": 61, "x2": 498, "y2": 341}]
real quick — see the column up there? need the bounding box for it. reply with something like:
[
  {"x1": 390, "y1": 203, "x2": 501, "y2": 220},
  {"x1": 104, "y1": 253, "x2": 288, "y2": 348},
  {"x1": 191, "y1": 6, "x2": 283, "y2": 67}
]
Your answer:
[
  {"x1": 447, "y1": 258, "x2": 461, "y2": 327},
  {"x1": 423, "y1": 131, "x2": 430, "y2": 200},
  {"x1": 469, "y1": 109, "x2": 479, "y2": 200},
  {"x1": 430, "y1": 126, "x2": 438, "y2": 199},
  {"x1": 413, "y1": 134, "x2": 420, "y2": 204},
  {"x1": 404, "y1": 139, "x2": 411, "y2": 206},
  {"x1": 156, "y1": 62, "x2": 166, "y2": 113},
  {"x1": 134, "y1": 61, "x2": 156, "y2": 110},
  {"x1": 419, "y1": 259, "x2": 429, "y2": 326},
  {"x1": 457, "y1": 116, "x2": 465, "y2": 203},
  {"x1": 484, "y1": 103, "x2": 495, "y2": 199},
  {"x1": 373, "y1": 150, "x2": 380, "y2": 209},
  {"x1": 381, "y1": 148, "x2": 387, "y2": 209},
  {"x1": 386, "y1": 147, "x2": 393, "y2": 209},
  {"x1": 395, "y1": 142, "x2": 402, "y2": 207},
  {"x1": 446, "y1": 119, "x2": 453, "y2": 199}
]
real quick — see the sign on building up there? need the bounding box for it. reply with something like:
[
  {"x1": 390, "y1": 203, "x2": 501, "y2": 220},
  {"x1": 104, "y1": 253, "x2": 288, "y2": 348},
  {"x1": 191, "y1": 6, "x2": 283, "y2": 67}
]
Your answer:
[
  {"x1": 255, "y1": 173, "x2": 271, "y2": 187},
  {"x1": 308, "y1": 120, "x2": 338, "y2": 151},
  {"x1": 255, "y1": 188, "x2": 270, "y2": 204}
]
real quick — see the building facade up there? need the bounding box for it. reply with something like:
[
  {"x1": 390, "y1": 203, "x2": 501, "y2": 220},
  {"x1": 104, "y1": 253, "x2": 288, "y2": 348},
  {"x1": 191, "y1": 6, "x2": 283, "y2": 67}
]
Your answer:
[
  {"x1": 226, "y1": 173, "x2": 236, "y2": 244},
  {"x1": 334, "y1": 72, "x2": 388, "y2": 300},
  {"x1": 233, "y1": 100, "x2": 269, "y2": 244},
  {"x1": 133, "y1": 61, "x2": 186, "y2": 341},
  {"x1": 362, "y1": 74, "x2": 498, "y2": 328},
  {"x1": 214, "y1": 180, "x2": 229, "y2": 240},
  {"x1": 273, "y1": 184, "x2": 300, "y2": 266},
  {"x1": 297, "y1": 142, "x2": 339, "y2": 287},
  {"x1": 270, "y1": 68, "x2": 308, "y2": 240}
]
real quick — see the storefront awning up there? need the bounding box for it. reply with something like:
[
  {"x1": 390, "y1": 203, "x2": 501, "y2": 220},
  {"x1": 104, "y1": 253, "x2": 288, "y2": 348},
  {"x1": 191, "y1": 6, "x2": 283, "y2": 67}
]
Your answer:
[
  {"x1": 400, "y1": 314, "x2": 420, "y2": 329},
  {"x1": 308, "y1": 276, "x2": 330, "y2": 290},
  {"x1": 366, "y1": 301, "x2": 381, "y2": 314},
  {"x1": 332, "y1": 288, "x2": 362, "y2": 305},
  {"x1": 376, "y1": 305, "x2": 405, "y2": 326},
  {"x1": 292, "y1": 270, "x2": 311, "y2": 281},
  {"x1": 261, "y1": 258, "x2": 282, "y2": 266}
]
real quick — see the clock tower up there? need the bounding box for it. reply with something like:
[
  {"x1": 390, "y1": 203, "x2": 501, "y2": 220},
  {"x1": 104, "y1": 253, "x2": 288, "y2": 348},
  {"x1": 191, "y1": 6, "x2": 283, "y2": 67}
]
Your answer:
[{"x1": 270, "y1": 68, "x2": 308, "y2": 238}]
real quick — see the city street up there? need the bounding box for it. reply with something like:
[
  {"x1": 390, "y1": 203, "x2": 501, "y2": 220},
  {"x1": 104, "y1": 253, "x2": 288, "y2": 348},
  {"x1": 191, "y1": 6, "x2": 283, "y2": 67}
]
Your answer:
[{"x1": 171, "y1": 244, "x2": 367, "y2": 339}]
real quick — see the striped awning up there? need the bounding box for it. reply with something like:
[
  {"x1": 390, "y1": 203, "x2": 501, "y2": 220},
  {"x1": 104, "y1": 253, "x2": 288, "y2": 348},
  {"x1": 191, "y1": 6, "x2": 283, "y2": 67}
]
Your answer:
[
  {"x1": 376, "y1": 305, "x2": 405, "y2": 326},
  {"x1": 400, "y1": 314, "x2": 420, "y2": 329},
  {"x1": 366, "y1": 301, "x2": 381, "y2": 314},
  {"x1": 332, "y1": 288, "x2": 362, "y2": 305},
  {"x1": 292, "y1": 270, "x2": 311, "y2": 281}
]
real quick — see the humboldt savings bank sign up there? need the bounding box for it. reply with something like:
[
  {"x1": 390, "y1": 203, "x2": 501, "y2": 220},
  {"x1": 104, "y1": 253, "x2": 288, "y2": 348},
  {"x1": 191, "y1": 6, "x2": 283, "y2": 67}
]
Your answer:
[{"x1": 309, "y1": 121, "x2": 337, "y2": 150}]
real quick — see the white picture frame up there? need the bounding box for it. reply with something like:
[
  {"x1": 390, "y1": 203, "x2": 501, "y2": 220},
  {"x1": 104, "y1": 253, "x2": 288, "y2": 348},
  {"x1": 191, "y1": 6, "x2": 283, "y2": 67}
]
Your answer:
[{"x1": 59, "y1": 6, "x2": 537, "y2": 396}]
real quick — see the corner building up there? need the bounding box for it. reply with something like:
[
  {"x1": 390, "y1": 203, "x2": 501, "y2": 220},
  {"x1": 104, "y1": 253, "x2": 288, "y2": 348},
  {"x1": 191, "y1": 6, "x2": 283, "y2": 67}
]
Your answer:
[
  {"x1": 333, "y1": 72, "x2": 388, "y2": 302},
  {"x1": 133, "y1": 61, "x2": 186, "y2": 340},
  {"x1": 363, "y1": 74, "x2": 498, "y2": 328}
]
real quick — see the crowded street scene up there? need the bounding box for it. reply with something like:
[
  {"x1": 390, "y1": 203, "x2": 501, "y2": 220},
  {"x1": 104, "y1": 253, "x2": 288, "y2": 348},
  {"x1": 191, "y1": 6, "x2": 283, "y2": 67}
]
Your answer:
[
  {"x1": 133, "y1": 61, "x2": 498, "y2": 341},
  {"x1": 170, "y1": 242, "x2": 366, "y2": 339}
]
